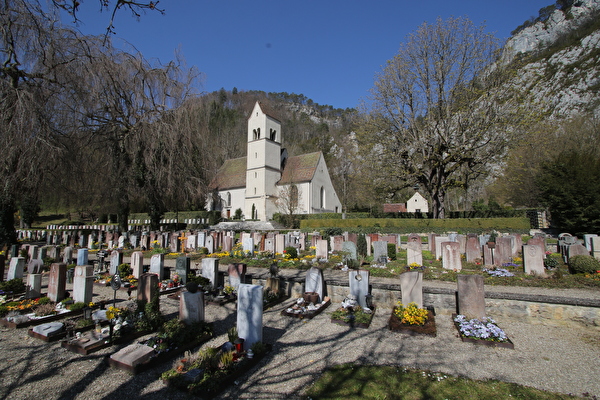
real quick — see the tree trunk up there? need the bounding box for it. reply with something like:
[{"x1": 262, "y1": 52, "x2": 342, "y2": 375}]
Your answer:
[{"x1": 432, "y1": 190, "x2": 446, "y2": 219}]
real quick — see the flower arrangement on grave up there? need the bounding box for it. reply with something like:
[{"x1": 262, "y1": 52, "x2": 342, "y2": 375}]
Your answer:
[
  {"x1": 143, "y1": 319, "x2": 213, "y2": 353},
  {"x1": 453, "y1": 315, "x2": 508, "y2": 342},
  {"x1": 483, "y1": 267, "x2": 515, "y2": 277},
  {"x1": 223, "y1": 285, "x2": 235, "y2": 296},
  {"x1": 405, "y1": 262, "x2": 426, "y2": 271},
  {"x1": 393, "y1": 302, "x2": 428, "y2": 326},
  {"x1": 263, "y1": 287, "x2": 282, "y2": 306},
  {"x1": 161, "y1": 340, "x2": 268, "y2": 396}
]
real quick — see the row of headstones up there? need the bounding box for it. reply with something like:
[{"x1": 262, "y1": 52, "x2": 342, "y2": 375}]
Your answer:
[{"x1": 558, "y1": 234, "x2": 600, "y2": 262}]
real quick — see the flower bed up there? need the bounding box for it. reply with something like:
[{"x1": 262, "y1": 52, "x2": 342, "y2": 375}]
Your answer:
[
  {"x1": 1, "y1": 300, "x2": 106, "y2": 329},
  {"x1": 331, "y1": 306, "x2": 376, "y2": 329},
  {"x1": 388, "y1": 303, "x2": 436, "y2": 337},
  {"x1": 161, "y1": 342, "x2": 271, "y2": 398},
  {"x1": 452, "y1": 314, "x2": 514, "y2": 349},
  {"x1": 281, "y1": 297, "x2": 331, "y2": 319}
]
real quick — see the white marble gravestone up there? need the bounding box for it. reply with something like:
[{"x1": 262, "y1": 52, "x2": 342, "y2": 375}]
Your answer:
[
  {"x1": 237, "y1": 284, "x2": 263, "y2": 351},
  {"x1": 26, "y1": 273, "x2": 42, "y2": 298},
  {"x1": 7, "y1": 257, "x2": 25, "y2": 280},
  {"x1": 63, "y1": 246, "x2": 73, "y2": 265},
  {"x1": 242, "y1": 237, "x2": 254, "y2": 254},
  {"x1": 305, "y1": 267, "x2": 324, "y2": 301},
  {"x1": 73, "y1": 265, "x2": 94, "y2": 304},
  {"x1": 349, "y1": 269, "x2": 370, "y2": 308},
  {"x1": 442, "y1": 242, "x2": 462, "y2": 271},
  {"x1": 201, "y1": 258, "x2": 219, "y2": 288},
  {"x1": 131, "y1": 251, "x2": 144, "y2": 279},
  {"x1": 406, "y1": 235, "x2": 423, "y2": 266},
  {"x1": 205, "y1": 235, "x2": 214, "y2": 254},
  {"x1": 316, "y1": 239, "x2": 328, "y2": 260},
  {"x1": 110, "y1": 250, "x2": 122, "y2": 275},
  {"x1": 149, "y1": 253, "x2": 165, "y2": 280},
  {"x1": 399, "y1": 271, "x2": 423, "y2": 309}
]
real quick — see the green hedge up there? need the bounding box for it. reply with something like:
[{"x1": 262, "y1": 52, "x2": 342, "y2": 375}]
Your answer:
[{"x1": 300, "y1": 217, "x2": 531, "y2": 233}]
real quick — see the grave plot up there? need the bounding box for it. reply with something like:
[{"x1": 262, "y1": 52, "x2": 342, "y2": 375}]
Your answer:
[
  {"x1": 1, "y1": 299, "x2": 108, "y2": 329},
  {"x1": 330, "y1": 295, "x2": 376, "y2": 329},
  {"x1": 453, "y1": 274, "x2": 514, "y2": 349},
  {"x1": 388, "y1": 270, "x2": 437, "y2": 336},
  {"x1": 282, "y1": 267, "x2": 331, "y2": 319},
  {"x1": 28, "y1": 315, "x2": 109, "y2": 343},
  {"x1": 108, "y1": 320, "x2": 213, "y2": 374},
  {"x1": 160, "y1": 342, "x2": 271, "y2": 398}
]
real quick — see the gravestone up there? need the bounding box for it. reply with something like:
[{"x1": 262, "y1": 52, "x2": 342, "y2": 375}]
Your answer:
[
  {"x1": 305, "y1": 267, "x2": 324, "y2": 302},
  {"x1": 465, "y1": 237, "x2": 481, "y2": 262},
  {"x1": 349, "y1": 269, "x2": 370, "y2": 308},
  {"x1": 237, "y1": 284, "x2": 263, "y2": 351},
  {"x1": 399, "y1": 270, "x2": 423, "y2": 309},
  {"x1": 149, "y1": 253, "x2": 166, "y2": 280},
  {"x1": 372, "y1": 241, "x2": 388, "y2": 264},
  {"x1": 442, "y1": 241, "x2": 462, "y2": 270},
  {"x1": 28, "y1": 245, "x2": 38, "y2": 261},
  {"x1": 205, "y1": 235, "x2": 214, "y2": 254},
  {"x1": 179, "y1": 290, "x2": 205, "y2": 324},
  {"x1": 131, "y1": 251, "x2": 144, "y2": 279},
  {"x1": 110, "y1": 343, "x2": 155, "y2": 369},
  {"x1": 341, "y1": 241, "x2": 357, "y2": 265},
  {"x1": 332, "y1": 236, "x2": 344, "y2": 252},
  {"x1": 523, "y1": 245, "x2": 546, "y2": 276},
  {"x1": 197, "y1": 232, "x2": 206, "y2": 248},
  {"x1": 118, "y1": 235, "x2": 126, "y2": 249},
  {"x1": 227, "y1": 263, "x2": 246, "y2": 289},
  {"x1": 406, "y1": 234, "x2": 423, "y2": 266},
  {"x1": 137, "y1": 273, "x2": 158, "y2": 303},
  {"x1": 26, "y1": 273, "x2": 42, "y2": 298},
  {"x1": 63, "y1": 246, "x2": 73, "y2": 265},
  {"x1": 457, "y1": 274, "x2": 486, "y2": 320},
  {"x1": 7, "y1": 257, "x2": 25, "y2": 280},
  {"x1": 48, "y1": 246, "x2": 60, "y2": 262},
  {"x1": 494, "y1": 237, "x2": 512, "y2": 266},
  {"x1": 38, "y1": 246, "x2": 47, "y2": 261},
  {"x1": 264, "y1": 238, "x2": 274, "y2": 253},
  {"x1": 10, "y1": 244, "x2": 19, "y2": 259},
  {"x1": 242, "y1": 237, "x2": 254, "y2": 255},
  {"x1": 32, "y1": 322, "x2": 64, "y2": 338},
  {"x1": 482, "y1": 243, "x2": 494, "y2": 266},
  {"x1": 316, "y1": 239, "x2": 328, "y2": 260},
  {"x1": 73, "y1": 265, "x2": 94, "y2": 304},
  {"x1": 76, "y1": 248, "x2": 88, "y2": 266},
  {"x1": 428, "y1": 234, "x2": 439, "y2": 252},
  {"x1": 201, "y1": 258, "x2": 219, "y2": 288},
  {"x1": 583, "y1": 234, "x2": 598, "y2": 252},
  {"x1": 27, "y1": 259, "x2": 43, "y2": 274},
  {"x1": 110, "y1": 251, "x2": 123, "y2": 275},
  {"x1": 48, "y1": 263, "x2": 67, "y2": 302},
  {"x1": 275, "y1": 234, "x2": 286, "y2": 254},
  {"x1": 176, "y1": 256, "x2": 191, "y2": 285},
  {"x1": 222, "y1": 236, "x2": 233, "y2": 252},
  {"x1": 568, "y1": 244, "x2": 589, "y2": 262},
  {"x1": 592, "y1": 236, "x2": 600, "y2": 261},
  {"x1": 527, "y1": 237, "x2": 546, "y2": 257},
  {"x1": 434, "y1": 236, "x2": 450, "y2": 260}
]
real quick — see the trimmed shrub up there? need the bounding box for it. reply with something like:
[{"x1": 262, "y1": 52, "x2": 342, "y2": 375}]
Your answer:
[
  {"x1": 387, "y1": 243, "x2": 397, "y2": 261},
  {"x1": 284, "y1": 246, "x2": 298, "y2": 259},
  {"x1": 568, "y1": 255, "x2": 600, "y2": 274}
]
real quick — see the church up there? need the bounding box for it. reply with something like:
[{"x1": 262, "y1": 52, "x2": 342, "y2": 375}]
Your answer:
[{"x1": 208, "y1": 102, "x2": 342, "y2": 222}]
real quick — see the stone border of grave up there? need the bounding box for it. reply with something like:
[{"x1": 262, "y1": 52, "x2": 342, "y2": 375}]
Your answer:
[
  {"x1": 281, "y1": 298, "x2": 331, "y2": 319},
  {"x1": 451, "y1": 314, "x2": 514, "y2": 349},
  {"x1": 107, "y1": 332, "x2": 213, "y2": 374},
  {"x1": 388, "y1": 310, "x2": 437, "y2": 337},
  {"x1": 330, "y1": 306, "x2": 377, "y2": 329},
  {"x1": 61, "y1": 327, "x2": 152, "y2": 355},
  {"x1": 0, "y1": 301, "x2": 109, "y2": 329},
  {"x1": 161, "y1": 343, "x2": 273, "y2": 398},
  {"x1": 27, "y1": 320, "x2": 107, "y2": 342}
]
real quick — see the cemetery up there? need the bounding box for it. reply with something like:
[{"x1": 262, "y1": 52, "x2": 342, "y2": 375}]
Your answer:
[{"x1": 0, "y1": 226, "x2": 597, "y2": 399}]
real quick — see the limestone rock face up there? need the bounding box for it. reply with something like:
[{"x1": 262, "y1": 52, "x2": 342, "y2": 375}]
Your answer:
[{"x1": 498, "y1": 0, "x2": 600, "y2": 117}]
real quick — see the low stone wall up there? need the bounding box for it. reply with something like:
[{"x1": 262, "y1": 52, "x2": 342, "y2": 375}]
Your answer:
[{"x1": 249, "y1": 275, "x2": 600, "y2": 331}]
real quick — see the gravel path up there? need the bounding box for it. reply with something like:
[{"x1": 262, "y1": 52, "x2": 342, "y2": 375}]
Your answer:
[{"x1": 0, "y1": 272, "x2": 598, "y2": 400}]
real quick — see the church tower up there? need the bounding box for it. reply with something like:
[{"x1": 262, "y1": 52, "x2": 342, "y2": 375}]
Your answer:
[{"x1": 245, "y1": 102, "x2": 282, "y2": 221}]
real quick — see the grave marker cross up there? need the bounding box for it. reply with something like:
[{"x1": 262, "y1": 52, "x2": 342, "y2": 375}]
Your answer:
[{"x1": 178, "y1": 232, "x2": 187, "y2": 253}]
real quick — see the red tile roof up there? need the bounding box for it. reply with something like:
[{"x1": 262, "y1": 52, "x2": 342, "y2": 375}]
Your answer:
[
  {"x1": 278, "y1": 152, "x2": 321, "y2": 184},
  {"x1": 208, "y1": 157, "x2": 247, "y2": 190}
]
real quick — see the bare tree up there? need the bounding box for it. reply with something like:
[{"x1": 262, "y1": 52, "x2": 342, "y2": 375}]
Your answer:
[
  {"x1": 363, "y1": 17, "x2": 530, "y2": 218},
  {"x1": 274, "y1": 184, "x2": 301, "y2": 228}
]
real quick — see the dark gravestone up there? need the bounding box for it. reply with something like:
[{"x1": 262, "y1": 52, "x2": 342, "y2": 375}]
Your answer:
[{"x1": 176, "y1": 256, "x2": 191, "y2": 285}]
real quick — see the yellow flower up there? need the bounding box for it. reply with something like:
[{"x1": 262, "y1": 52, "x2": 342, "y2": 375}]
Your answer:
[{"x1": 88, "y1": 302, "x2": 95, "y2": 307}]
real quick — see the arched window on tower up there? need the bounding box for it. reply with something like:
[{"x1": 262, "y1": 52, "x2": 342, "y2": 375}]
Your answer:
[{"x1": 226, "y1": 192, "x2": 231, "y2": 207}]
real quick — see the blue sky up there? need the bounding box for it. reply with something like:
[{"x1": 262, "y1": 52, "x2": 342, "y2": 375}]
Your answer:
[{"x1": 64, "y1": 1, "x2": 552, "y2": 110}]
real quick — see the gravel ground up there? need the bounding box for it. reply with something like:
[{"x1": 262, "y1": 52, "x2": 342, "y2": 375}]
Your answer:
[{"x1": 0, "y1": 271, "x2": 599, "y2": 400}]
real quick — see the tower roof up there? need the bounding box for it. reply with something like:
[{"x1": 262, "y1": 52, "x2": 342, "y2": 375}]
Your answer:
[{"x1": 250, "y1": 101, "x2": 281, "y2": 123}]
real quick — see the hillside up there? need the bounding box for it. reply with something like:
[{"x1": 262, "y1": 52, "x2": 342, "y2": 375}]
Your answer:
[{"x1": 501, "y1": 0, "x2": 600, "y2": 117}]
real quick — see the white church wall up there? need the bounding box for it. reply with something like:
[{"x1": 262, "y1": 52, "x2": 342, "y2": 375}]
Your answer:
[{"x1": 308, "y1": 156, "x2": 342, "y2": 213}]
